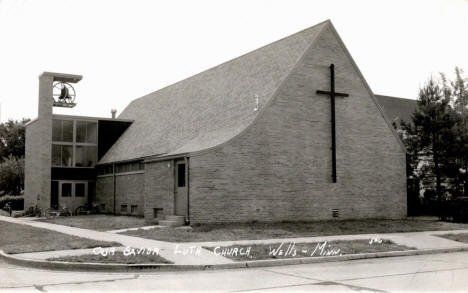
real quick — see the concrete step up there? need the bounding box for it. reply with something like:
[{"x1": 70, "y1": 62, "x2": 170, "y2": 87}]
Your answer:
[
  {"x1": 158, "y1": 220, "x2": 183, "y2": 227},
  {"x1": 164, "y1": 215, "x2": 186, "y2": 225}
]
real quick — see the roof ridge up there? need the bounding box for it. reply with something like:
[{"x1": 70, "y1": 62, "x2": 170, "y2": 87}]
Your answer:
[
  {"x1": 120, "y1": 20, "x2": 331, "y2": 112},
  {"x1": 99, "y1": 20, "x2": 329, "y2": 163}
]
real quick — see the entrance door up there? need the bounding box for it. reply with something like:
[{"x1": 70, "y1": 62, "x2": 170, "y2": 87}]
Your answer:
[
  {"x1": 58, "y1": 181, "x2": 88, "y2": 212},
  {"x1": 175, "y1": 161, "x2": 188, "y2": 216},
  {"x1": 51, "y1": 181, "x2": 59, "y2": 209}
]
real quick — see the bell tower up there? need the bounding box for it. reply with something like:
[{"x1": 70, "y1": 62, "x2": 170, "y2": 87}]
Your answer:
[{"x1": 25, "y1": 72, "x2": 82, "y2": 211}]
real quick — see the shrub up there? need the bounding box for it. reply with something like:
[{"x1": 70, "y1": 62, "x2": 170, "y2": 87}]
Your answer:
[{"x1": 0, "y1": 195, "x2": 24, "y2": 210}]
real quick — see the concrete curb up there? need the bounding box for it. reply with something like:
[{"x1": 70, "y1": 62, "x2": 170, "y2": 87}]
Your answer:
[{"x1": 2, "y1": 246, "x2": 468, "y2": 272}]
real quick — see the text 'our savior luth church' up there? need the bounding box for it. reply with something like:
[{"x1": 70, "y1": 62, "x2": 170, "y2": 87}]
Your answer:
[{"x1": 24, "y1": 20, "x2": 410, "y2": 225}]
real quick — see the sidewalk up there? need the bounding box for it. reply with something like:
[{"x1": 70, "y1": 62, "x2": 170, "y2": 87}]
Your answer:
[
  {"x1": 0, "y1": 215, "x2": 232, "y2": 265},
  {"x1": 2, "y1": 215, "x2": 468, "y2": 270}
]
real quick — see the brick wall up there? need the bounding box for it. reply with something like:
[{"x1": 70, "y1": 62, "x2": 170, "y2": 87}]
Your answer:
[
  {"x1": 24, "y1": 74, "x2": 53, "y2": 212},
  {"x1": 187, "y1": 25, "x2": 407, "y2": 223},
  {"x1": 143, "y1": 160, "x2": 174, "y2": 223},
  {"x1": 24, "y1": 120, "x2": 42, "y2": 209},
  {"x1": 96, "y1": 172, "x2": 144, "y2": 216}
]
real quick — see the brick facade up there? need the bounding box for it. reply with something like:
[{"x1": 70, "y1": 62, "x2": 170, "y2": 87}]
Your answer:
[
  {"x1": 96, "y1": 172, "x2": 145, "y2": 216},
  {"x1": 143, "y1": 161, "x2": 175, "y2": 223},
  {"x1": 186, "y1": 25, "x2": 406, "y2": 223},
  {"x1": 140, "y1": 24, "x2": 406, "y2": 224},
  {"x1": 24, "y1": 74, "x2": 53, "y2": 212}
]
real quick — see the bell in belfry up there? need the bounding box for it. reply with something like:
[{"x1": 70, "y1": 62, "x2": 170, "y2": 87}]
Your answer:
[
  {"x1": 58, "y1": 86, "x2": 70, "y2": 101},
  {"x1": 52, "y1": 81, "x2": 76, "y2": 108}
]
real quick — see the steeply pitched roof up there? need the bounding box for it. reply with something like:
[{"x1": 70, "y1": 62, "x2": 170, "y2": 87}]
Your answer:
[
  {"x1": 99, "y1": 21, "x2": 329, "y2": 164},
  {"x1": 375, "y1": 95, "x2": 417, "y2": 124}
]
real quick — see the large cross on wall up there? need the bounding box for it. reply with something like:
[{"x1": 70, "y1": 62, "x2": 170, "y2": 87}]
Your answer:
[{"x1": 316, "y1": 64, "x2": 349, "y2": 183}]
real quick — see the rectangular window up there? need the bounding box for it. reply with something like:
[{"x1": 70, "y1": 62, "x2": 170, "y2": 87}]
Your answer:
[
  {"x1": 75, "y1": 121, "x2": 87, "y2": 143},
  {"x1": 86, "y1": 122, "x2": 97, "y2": 143},
  {"x1": 131, "y1": 205, "x2": 138, "y2": 214},
  {"x1": 61, "y1": 183, "x2": 72, "y2": 197},
  {"x1": 177, "y1": 164, "x2": 185, "y2": 187},
  {"x1": 52, "y1": 145, "x2": 61, "y2": 166},
  {"x1": 61, "y1": 145, "x2": 73, "y2": 167},
  {"x1": 121, "y1": 205, "x2": 127, "y2": 213},
  {"x1": 75, "y1": 183, "x2": 85, "y2": 197},
  {"x1": 52, "y1": 119, "x2": 62, "y2": 141},
  {"x1": 62, "y1": 120, "x2": 73, "y2": 142},
  {"x1": 75, "y1": 146, "x2": 86, "y2": 167},
  {"x1": 86, "y1": 146, "x2": 97, "y2": 167},
  {"x1": 76, "y1": 121, "x2": 97, "y2": 143}
]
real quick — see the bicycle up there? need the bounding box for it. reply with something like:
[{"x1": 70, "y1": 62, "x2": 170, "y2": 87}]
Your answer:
[
  {"x1": 75, "y1": 202, "x2": 100, "y2": 216},
  {"x1": 45, "y1": 205, "x2": 72, "y2": 218}
]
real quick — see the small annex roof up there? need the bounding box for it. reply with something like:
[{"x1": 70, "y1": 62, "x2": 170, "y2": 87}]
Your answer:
[
  {"x1": 375, "y1": 95, "x2": 417, "y2": 125},
  {"x1": 98, "y1": 20, "x2": 330, "y2": 164}
]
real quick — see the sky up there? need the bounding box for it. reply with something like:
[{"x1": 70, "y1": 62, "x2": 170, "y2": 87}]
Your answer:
[{"x1": 0, "y1": 0, "x2": 467, "y2": 122}]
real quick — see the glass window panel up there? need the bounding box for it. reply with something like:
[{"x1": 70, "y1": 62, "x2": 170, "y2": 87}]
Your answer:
[
  {"x1": 61, "y1": 183, "x2": 72, "y2": 197},
  {"x1": 75, "y1": 183, "x2": 85, "y2": 197},
  {"x1": 62, "y1": 145, "x2": 73, "y2": 167},
  {"x1": 52, "y1": 120, "x2": 62, "y2": 141},
  {"x1": 86, "y1": 146, "x2": 97, "y2": 167},
  {"x1": 52, "y1": 145, "x2": 61, "y2": 166},
  {"x1": 177, "y1": 164, "x2": 185, "y2": 187},
  {"x1": 75, "y1": 146, "x2": 86, "y2": 167},
  {"x1": 121, "y1": 205, "x2": 127, "y2": 213},
  {"x1": 86, "y1": 122, "x2": 97, "y2": 143},
  {"x1": 76, "y1": 121, "x2": 86, "y2": 143},
  {"x1": 62, "y1": 120, "x2": 73, "y2": 142}
]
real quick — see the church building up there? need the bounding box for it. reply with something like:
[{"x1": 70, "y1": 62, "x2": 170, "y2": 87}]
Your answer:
[{"x1": 24, "y1": 20, "x2": 408, "y2": 225}]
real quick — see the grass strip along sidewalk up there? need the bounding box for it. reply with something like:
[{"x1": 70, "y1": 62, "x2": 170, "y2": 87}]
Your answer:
[
  {"x1": 38, "y1": 215, "x2": 146, "y2": 231},
  {"x1": 122, "y1": 219, "x2": 468, "y2": 242},
  {"x1": 205, "y1": 239, "x2": 414, "y2": 261},
  {"x1": 48, "y1": 252, "x2": 172, "y2": 264},
  {"x1": 0, "y1": 221, "x2": 120, "y2": 254},
  {"x1": 438, "y1": 233, "x2": 468, "y2": 244}
]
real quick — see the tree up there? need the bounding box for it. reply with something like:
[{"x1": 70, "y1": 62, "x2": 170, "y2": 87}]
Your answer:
[
  {"x1": 411, "y1": 77, "x2": 457, "y2": 198},
  {"x1": 0, "y1": 118, "x2": 30, "y2": 161},
  {"x1": 0, "y1": 155, "x2": 24, "y2": 195},
  {"x1": 442, "y1": 67, "x2": 468, "y2": 196}
]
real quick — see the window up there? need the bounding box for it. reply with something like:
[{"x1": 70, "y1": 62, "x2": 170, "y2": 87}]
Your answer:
[
  {"x1": 61, "y1": 183, "x2": 72, "y2": 197},
  {"x1": 62, "y1": 120, "x2": 73, "y2": 142},
  {"x1": 61, "y1": 145, "x2": 73, "y2": 167},
  {"x1": 75, "y1": 146, "x2": 97, "y2": 167},
  {"x1": 76, "y1": 121, "x2": 87, "y2": 143},
  {"x1": 131, "y1": 205, "x2": 138, "y2": 214},
  {"x1": 75, "y1": 146, "x2": 86, "y2": 167},
  {"x1": 86, "y1": 122, "x2": 97, "y2": 143},
  {"x1": 52, "y1": 119, "x2": 73, "y2": 142},
  {"x1": 52, "y1": 119, "x2": 62, "y2": 141},
  {"x1": 51, "y1": 119, "x2": 97, "y2": 168},
  {"x1": 121, "y1": 205, "x2": 127, "y2": 213},
  {"x1": 115, "y1": 161, "x2": 144, "y2": 174},
  {"x1": 76, "y1": 121, "x2": 97, "y2": 143},
  {"x1": 52, "y1": 145, "x2": 61, "y2": 166},
  {"x1": 86, "y1": 146, "x2": 97, "y2": 167},
  {"x1": 75, "y1": 183, "x2": 85, "y2": 197},
  {"x1": 177, "y1": 164, "x2": 185, "y2": 187},
  {"x1": 52, "y1": 145, "x2": 73, "y2": 167},
  {"x1": 97, "y1": 164, "x2": 114, "y2": 176}
]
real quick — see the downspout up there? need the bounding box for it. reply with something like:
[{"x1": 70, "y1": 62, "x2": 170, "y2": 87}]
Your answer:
[
  {"x1": 184, "y1": 156, "x2": 190, "y2": 225},
  {"x1": 113, "y1": 164, "x2": 116, "y2": 215}
]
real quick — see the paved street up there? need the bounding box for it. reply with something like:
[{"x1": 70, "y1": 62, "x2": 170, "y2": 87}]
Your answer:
[{"x1": 2, "y1": 251, "x2": 468, "y2": 292}]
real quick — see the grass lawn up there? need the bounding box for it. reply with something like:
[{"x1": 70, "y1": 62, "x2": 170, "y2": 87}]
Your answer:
[
  {"x1": 205, "y1": 239, "x2": 413, "y2": 261},
  {"x1": 0, "y1": 221, "x2": 120, "y2": 254},
  {"x1": 38, "y1": 215, "x2": 147, "y2": 231},
  {"x1": 437, "y1": 233, "x2": 468, "y2": 243},
  {"x1": 47, "y1": 252, "x2": 172, "y2": 264},
  {"x1": 122, "y1": 218, "x2": 468, "y2": 242}
]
